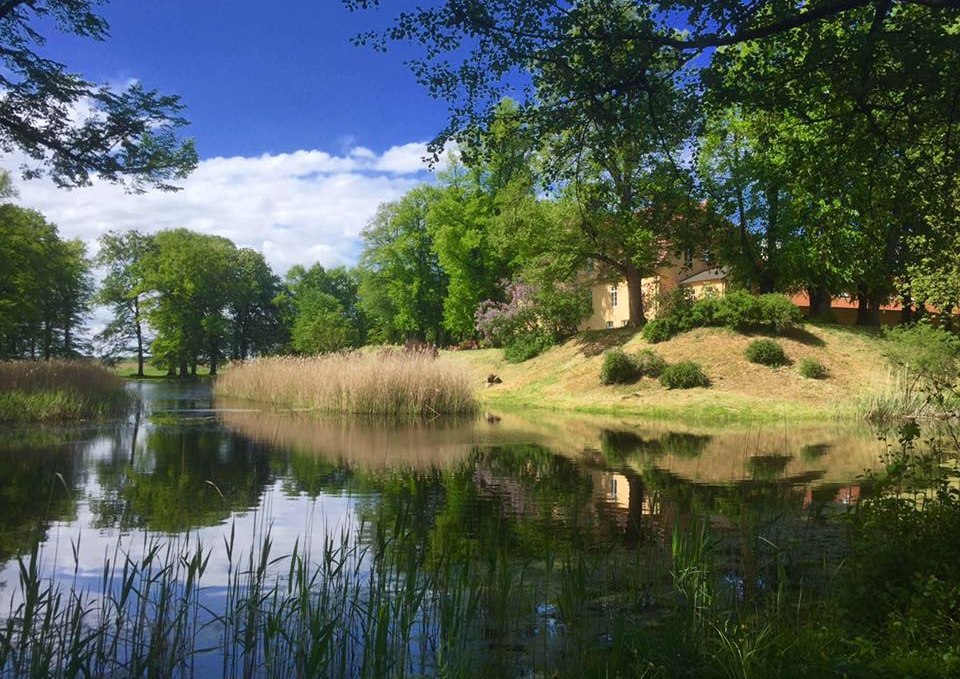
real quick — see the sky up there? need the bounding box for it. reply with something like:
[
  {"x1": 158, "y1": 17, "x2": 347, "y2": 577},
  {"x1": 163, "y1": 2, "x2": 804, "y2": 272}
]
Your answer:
[{"x1": 3, "y1": 1, "x2": 456, "y2": 274}]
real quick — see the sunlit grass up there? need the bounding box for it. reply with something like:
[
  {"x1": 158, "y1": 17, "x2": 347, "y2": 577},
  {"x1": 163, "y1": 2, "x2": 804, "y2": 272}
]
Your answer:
[
  {"x1": 0, "y1": 360, "x2": 129, "y2": 422},
  {"x1": 215, "y1": 352, "x2": 479, "y2": 417}
]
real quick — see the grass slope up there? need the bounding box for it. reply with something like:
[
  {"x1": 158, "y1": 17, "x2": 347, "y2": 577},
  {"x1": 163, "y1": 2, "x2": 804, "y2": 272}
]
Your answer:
[{"x1": 443, "y1": 323, "x2": 887, "y2": 424}]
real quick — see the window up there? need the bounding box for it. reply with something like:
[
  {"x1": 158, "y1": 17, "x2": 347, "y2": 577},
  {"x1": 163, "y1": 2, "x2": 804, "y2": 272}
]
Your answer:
[
  {"x1": 606, "y1": 321, "x2": 614, "y2": 329},
  {"x1": 622, "y1": 319, "x2": 629, "y2": 327},
  {"x1": 610, "y1": 286, "x2": 618, "y2": 307}
]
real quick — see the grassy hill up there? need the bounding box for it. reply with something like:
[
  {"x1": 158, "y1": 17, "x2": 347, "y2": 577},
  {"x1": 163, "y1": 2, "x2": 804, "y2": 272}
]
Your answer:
[{"x1": 441, "y1": 323, "x2": 890, "y2": 424}]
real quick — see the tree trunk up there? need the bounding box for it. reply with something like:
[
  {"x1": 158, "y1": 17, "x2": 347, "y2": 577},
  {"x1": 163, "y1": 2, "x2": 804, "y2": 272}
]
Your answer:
[
  {"x1": 178, "y1": 358, "x2": 188, "y2": 377},
  {"x1": 134, "y1": 297, "x2": 144, "y2": 378},
  {"x1": 807, "y1": 285, "x2": 832, "y2": 318},
  {"x1": 900, "y1": 294, "x2": 914, "y2": 325},
  {"x1": 624, "y1": 263, "x2": 646, "y2": 326},
  {"x1": 856, "y1": 287, "x2": 880, "y2": 326}
]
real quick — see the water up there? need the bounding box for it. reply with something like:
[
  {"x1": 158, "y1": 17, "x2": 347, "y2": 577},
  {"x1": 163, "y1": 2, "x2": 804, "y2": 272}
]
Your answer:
[{"x1": 0, "y1": 380, "x2": 886, "y2": 676}]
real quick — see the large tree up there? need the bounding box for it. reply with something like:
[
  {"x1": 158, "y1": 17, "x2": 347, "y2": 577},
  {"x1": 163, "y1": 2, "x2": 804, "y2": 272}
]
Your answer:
[
  {"x1": 0, "y1": 204, "x2": 92, "y2": 358},
  {"x1": 358, "y1": 187, "x2": 448, "y2": 344},
  {"x1": 95, "y1": 230, "x2": 154, "y2": 375},
  {"x1": 0, "y1": 1, "x2": 197, "y2": 190}
]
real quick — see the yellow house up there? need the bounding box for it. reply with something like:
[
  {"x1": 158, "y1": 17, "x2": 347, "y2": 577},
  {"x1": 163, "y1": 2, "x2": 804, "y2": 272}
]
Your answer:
[{"x1": 579, "y1": 259, "x2": 727, "y2": 331}]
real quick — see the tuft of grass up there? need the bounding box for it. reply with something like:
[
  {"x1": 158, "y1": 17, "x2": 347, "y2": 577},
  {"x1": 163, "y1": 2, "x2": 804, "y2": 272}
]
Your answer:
[
  {"x1": 215, "y1": 352, "x2": 479, "y2": 417},
  {"x1": 797, "y1": 357, "x2": 829, "y2": 380},
  {"x1": 0, "y1": 360, "x2": 129, "y2": 422},
  {"x1": 854, "y1": 369, "x2": 932, "y2": 422}
]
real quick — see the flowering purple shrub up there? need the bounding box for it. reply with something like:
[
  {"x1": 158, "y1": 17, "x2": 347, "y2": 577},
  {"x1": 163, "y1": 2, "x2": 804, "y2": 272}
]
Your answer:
[{"x1": 475, "y1": 279, "x2": 590, "y2": 359}]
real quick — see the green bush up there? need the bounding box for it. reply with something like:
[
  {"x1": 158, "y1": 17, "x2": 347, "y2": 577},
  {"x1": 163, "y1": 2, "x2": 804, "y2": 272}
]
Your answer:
[
  {"x1": 744, "y1": 339, "x2": 787, "y2": 366},
  {"x1": 641, "y1": 318, "x2": 676, "y2": 344},
  {"x1": 758, "y1": 294, "x2": 804, "y2": 332},
  {"x1": 712, "y1": 290, "x2": 762, "y2": 330},
  {"x1": 797, "y1": 357, "x2": 829, "y2": 379},
  {"x1": 503, "y1": 332, "x2": 554, "y2": 363},
  {"x1": 659, "y1": 361, "x2": 709, "y2": 389},
  {"x1": 633, "y1": 349, "x2": 667, "y2": 377},
  {"x1": 600, "y1": 348, "x2": 641, "y2": 384}
]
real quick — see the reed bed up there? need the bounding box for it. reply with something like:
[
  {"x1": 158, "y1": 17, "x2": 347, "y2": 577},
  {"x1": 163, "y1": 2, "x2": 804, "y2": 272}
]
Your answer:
[
  {"x1": 0, "y1": 360, "x2": 129, "y2": 422},
  {"x1": 854, "y1": 368, "x2": 958, "y2": 422},
  {"x1": 215, "y1": 353, "x2": 479, "y2": 417}
]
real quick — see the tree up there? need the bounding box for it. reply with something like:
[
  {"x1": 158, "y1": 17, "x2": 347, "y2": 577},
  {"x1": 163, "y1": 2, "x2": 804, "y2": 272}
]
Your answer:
[
  {"x1": 95, "y1": 230, "x2": 154, "y2": 375},
  {"x1": 0, "y1": 1, "x2": 197, "y2": 190},
  {"x1": 358, "y1": 188, "x2": 448, "y2": 344},
  {"x1": 140, "y1": 229, "x2": 238, "y2": 375},
  {"x1": 427, "y1": 165, "x2": 512, "y2": 338},
  {"x1": 703, "y1": 4, "x2": 960, "y2": 323},
  {"x1": 347, "y1": 0, "x2": 960, "y2": 156},
  {"x1": 230, "y1": 249, "x2": 284, "y2": 359},
  {"x1": 286, "y1": 264, "x2": 368, "y2": 353},
  {"x1": 290, "y1": 291, "x2": 357, "y2": 354},
  {"x1": 0, "y1": 204, "x2": 92, "y2": 358}
]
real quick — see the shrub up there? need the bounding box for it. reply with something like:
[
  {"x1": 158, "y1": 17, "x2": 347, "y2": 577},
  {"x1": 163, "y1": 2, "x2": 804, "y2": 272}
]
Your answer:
[
  {"x1": 744, "y1": 339, "x2": 787, "y2": 366},
  {"x1": 713, "y1": 290, "x2": 763, "y2": 330},
  {"x1": 641, "y1": 318, "x2": 676, "y2": 344},
  {"x1": 797, "y1": 357, "x2": 829, "y2": 379},
  {"x1": 600, "y1": 348, "x2": 641, "y2": 385},
  {"x1": 503, "y1": 332, "x2": 554, "y2": 363},
  {"x1": 659, "y1": 361, "x2": 709, "y2": 389},
  {"x1": 758, "y1": 294, "x2": 804, "y2": 332},
  {"x1": 633, "y1": 349, "x2": 667, "y2": 377}
]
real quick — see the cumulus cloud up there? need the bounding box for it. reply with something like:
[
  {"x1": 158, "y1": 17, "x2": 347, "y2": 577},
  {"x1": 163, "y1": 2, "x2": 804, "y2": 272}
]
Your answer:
[{"x1": 2, "y1": 141, "x2": 445, "y2": 275}]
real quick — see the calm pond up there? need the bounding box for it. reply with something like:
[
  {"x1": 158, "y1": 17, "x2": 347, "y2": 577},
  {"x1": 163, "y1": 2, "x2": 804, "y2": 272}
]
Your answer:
[{"x1": 0, "y1": 380, "x2": 887, "y2": 677}]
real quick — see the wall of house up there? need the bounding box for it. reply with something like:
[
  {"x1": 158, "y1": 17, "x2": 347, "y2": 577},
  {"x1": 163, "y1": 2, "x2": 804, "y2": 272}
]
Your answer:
[
  {"x1": 580, "y1": 256, "x2": 714, "y2": 330},
  {"x1": 685, "y1": 279, "x2": 728, "y2": 300},
  {"x1": 579, "y1": 280, "x2": 633, "y2": 331}
]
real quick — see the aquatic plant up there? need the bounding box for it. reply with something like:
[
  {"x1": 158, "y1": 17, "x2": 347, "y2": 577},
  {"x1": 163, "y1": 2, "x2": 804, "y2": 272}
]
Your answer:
[
  {"x1": 214, "y1": 353, "x2": 478, "y2": 417},
  {"x1": 0, "y1": 360, "x2": 128, "y2": 422}
]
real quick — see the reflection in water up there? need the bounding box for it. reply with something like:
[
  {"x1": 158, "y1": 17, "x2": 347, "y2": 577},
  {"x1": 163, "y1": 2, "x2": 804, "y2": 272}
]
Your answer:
[{"x1": 0, "y1": 381, "x2": 889, "y2": 676}]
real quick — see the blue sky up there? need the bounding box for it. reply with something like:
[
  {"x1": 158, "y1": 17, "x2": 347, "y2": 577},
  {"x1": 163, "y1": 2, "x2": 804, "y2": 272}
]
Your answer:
[
  {"x1": 48, "y1": 1, "x2": 449, "y2": 159},
  {"x1": 5, "y1": 2, "x2": 460, "y2": 276}
]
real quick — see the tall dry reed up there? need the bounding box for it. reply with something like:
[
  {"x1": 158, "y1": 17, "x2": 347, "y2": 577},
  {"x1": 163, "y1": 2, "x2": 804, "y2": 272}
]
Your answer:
[
  {"x1": 214, "y1": 353, "x2": 478, "y2": 417},
  {"x1": 0, "y1": 360, "x2": 128, "y2": 422}
]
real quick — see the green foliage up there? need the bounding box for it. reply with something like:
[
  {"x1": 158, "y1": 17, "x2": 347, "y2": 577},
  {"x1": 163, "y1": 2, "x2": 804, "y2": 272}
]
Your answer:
[
  {"x1": 634, "y1": 349, "x2": 667, "y2": 378},
  {"x1": 838, "y1": 425, "x2": 960, "y2": 671},
  {"x1": 95, "y1": 230, "x2": 153, "y2": 372},
  {"x1": 642, "y1": 318, "x2": 676, "y2": 344},
  {"x1": 660, "y1": 361, "x2": 709, "y2": 389},
  {"x1": 883, "y1": 322, "x2": 960, "y2": 392},
  {"x1": 0, "y1": 7, "x2": 195, "y2": 190},
  {"x1": 744, "y1": 339, "x2": 787, "y2": 367},
  {"x1": 599, "y1": 348, "x2": 640, "y2": 385},
  {"x1": 643, "y1": 292, "x2": 802, "y2": 343},
  {"x1": 358, "y1": 187, "x2": 447, "y2": 344},
  {"x1": 0, "y1": 204, "x2": 93, "y2": 359},
  {"x1": 290, "y1": 292, "x2": 356, "y2": 354},
  {"x1": 797, "y1": 357, "x2": 829, "y2": 379},
  {"x1": 503, "y1": 331, "x2": 554, "y2": 363}
]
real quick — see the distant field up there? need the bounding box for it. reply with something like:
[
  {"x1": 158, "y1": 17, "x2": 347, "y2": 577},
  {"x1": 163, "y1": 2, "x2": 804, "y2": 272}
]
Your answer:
[{"x1": 111, "y1": 360, "x2": 211, "y2": 379}]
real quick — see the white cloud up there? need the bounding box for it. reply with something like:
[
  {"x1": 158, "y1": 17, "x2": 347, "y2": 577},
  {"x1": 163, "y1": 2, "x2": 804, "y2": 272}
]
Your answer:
[{"x1": 2, "y1": 141, "x2": 448, "y2": 275}]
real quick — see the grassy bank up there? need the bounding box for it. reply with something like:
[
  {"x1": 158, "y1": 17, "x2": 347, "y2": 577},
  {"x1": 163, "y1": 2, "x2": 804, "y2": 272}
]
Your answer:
[
  {"x1": 444, "y1": 324, "x2": 892, "y2": 424},
  {"x1": 215, "y1": 352, "x2": 478, "y2": 417},
  {"x1": 0, "y1": 360, "x2": 129, "y2": 423}
]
